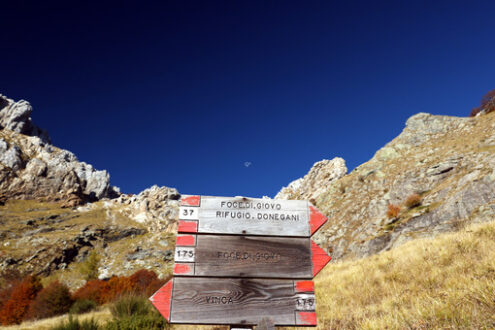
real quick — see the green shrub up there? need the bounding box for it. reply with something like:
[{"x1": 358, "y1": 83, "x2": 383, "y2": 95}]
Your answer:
[
  {"x1": 50, "y1": 314, "x2": 100, "y2": 330},
  {"x1": 69, "y1": 300, "x2": 97, "y2": 315},
  {"x1": 104, "y1": 314, "x2": 167, "y2": 330},
  {"x1": 110, "y1": 295, "x2": 150, "y2": 319},
  {"x1": 79, "y1": 251, "x2": 101, "y2": 281},
  {"x1": 105, "y1": 295, "x2": 168, "y2": 330}
]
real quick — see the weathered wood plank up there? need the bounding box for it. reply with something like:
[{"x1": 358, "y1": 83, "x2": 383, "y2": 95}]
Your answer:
[
  {"x1": 150, "y1": 277, "x2": 316, "y2": 326},
  {"x1": 179, "y1": 195, "x2": 329, "y2": 237},
  {"x1": 173, "y1": 235, "x2": 313, "y2": 278}
]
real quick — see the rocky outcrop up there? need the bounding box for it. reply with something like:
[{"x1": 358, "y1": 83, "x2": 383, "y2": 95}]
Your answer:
[
  {"x1": 275, "y1": 157, "x2": 347, "y2": 201},
  {"x1": 0, "y1": 94, "x2": 116, "y2": 204},
  {"x1": 279, "y1": 112, "x2": 495, "y2": 261},
  {"x1": 110, "y1": 185, "x2": 180, "y2": 232},
  {"x1": 0, "y1": 94, "x2": 50, "y2": 143},
  {"x1": 0, "y1": 93, "x2": 180, "y2": 286}
]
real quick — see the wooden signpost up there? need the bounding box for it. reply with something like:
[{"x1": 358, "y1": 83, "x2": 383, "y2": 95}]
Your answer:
[{"x1": 150, "y1": 195, "x2": 331, "y2": 328}]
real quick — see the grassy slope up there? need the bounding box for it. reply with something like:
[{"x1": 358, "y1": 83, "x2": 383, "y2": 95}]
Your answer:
[
  {"x1": 5, "y1": 221, "x2": 494, "y2": 330},
  {"x1": 287, "y1": 220, "x2": 495, "y2": 329}
]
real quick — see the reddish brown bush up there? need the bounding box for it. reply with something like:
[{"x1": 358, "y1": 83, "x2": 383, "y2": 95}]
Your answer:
[
  {"x1": 72, "y1": 279, "x2": 110, "y2": 305},
  {"x1": 0, "y1": 275, "x2": 42, "y2": 325},
  {"x1": 129, "y1": 269, "x2": 167, "y2": 297},
  {"x1": 26, "y1": 281, "x2": 73, "y2": 320},
  {"x1": 72, "y1": 270, "x2": 166, "y2": 306},
  {"x1": 0, "y1": 270, "x2": 23, "y2": 312},
  {"x1": 405, "y1": 193, "x2": 422, "y2": 208},
  {"x1": 470, "y1": 89, "x2": 495, "y2": 117},
  {"x1": 103, "y1": 276, "x2": 133, "y2": 302},
  {"x1": 386, "y1": 204, "x2": 401, "y2": 219}
]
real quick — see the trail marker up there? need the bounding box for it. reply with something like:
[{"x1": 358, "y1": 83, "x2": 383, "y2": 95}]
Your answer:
[
  {"x1": 151, "y1": 195, "x2": 331, "y2": 328},
  {"x1": 178, "y1": 195, "x2": 327, "y2": 237}
]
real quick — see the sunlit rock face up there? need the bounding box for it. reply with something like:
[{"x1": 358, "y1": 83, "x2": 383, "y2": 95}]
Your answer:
[
  {"x1": 0, "y1": 93, "x2": 180, "y2": 285},
  {"x1": 0, "y1": 94, "x2": 50, "y2": 143},
  {"x1": 0, "y1": 94, "x2": 115, "y2": 204},
  {"x1": 275, "y1": 157, "x2": 347, "y2": 202},
  {"x1": 277, "y1": 112, "x2": 495, "y2": 260}
]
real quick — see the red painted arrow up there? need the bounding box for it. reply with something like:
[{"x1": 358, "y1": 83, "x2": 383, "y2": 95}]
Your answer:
[
  {"x1": 149, "y1": 279, "x2": 173, "y2": 322},
  {"x1": 309, "y1": 204, "x2": 327, "y2": 236},
  {"x1": 311, "y1": 240, "x2": 331, "y2": 277},
  {"x1": 180, "y1": 195, "x2": 200, "y2": 206}
]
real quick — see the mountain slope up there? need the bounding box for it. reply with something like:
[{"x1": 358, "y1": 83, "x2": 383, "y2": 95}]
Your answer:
[
  {"x1": 278, "y1": 112, "x2": 495, "y2": 260},
  {"x1": 0, "y1": 94, "x2": 180, "y2": 285}
]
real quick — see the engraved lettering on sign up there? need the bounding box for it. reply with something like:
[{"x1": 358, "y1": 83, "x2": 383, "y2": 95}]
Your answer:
[
  {"x1": 205, "y1": 296, "x2": 234, "y2": 304},
  {"x1": 215, "y1": 211, "x2": 300, "y2": 221},
  {"x1": 295, "y1": 294, "x2": 316, "y2": 311},
  {"x1": 179, "y1": 207, "x2": 199, "y2": 220},
  {"x1": 216, "y1": 251, "x2": 281, "y2": 262},
  {"x1": 220, "y1": 201, "x2": 282, "y2": 210},
  {"x1": 175, "y1": 247, "x2": 195, "y2": 262}
]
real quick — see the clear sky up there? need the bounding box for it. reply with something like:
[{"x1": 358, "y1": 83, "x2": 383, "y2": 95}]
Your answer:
[{"x1": 1, "y1": 1, "x2": 494, "y2": 197}]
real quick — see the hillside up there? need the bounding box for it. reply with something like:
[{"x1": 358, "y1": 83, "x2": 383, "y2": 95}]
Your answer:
[
  {"x1": 0, "y1": 94, "x2": 180, "y2": 286},
  {"x1": 277, "y1": 111, "x2": 495, "y2": 261}
]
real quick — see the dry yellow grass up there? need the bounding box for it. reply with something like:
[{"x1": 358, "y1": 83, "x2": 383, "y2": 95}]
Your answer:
[
  {"x1": 284, "y1": 220, "x2": 495, "y2": 329},
  {"x1": 0, "y1": 309, "x2": 112, "y2": 330}
]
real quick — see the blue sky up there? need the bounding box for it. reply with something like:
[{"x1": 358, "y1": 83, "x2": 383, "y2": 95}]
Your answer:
[{"x1": 1, "y1": 1, "x2": 494, "y2": 197}]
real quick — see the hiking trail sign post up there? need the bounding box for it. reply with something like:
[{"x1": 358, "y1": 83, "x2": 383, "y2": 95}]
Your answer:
[{"x1": 150, "y1": 195, "x2": 331, "y2": 329}]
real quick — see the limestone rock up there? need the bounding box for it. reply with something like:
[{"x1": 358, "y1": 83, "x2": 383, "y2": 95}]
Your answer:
[
  {"x1": 278, "y1": 111, "x2": 495, "y2": 261},
  {"x1": 0, "y1": 93, "x2": 116, "y2": 203},
  {"x1": 111, "y1": 185, "x2": 180, "y2": 232},
  {"x1": 275, "y1": 157, "x2": 347, "y2": 201},
  {"x1": 0, "y1": 139, "x2": 24, "y2": 170},
  {"x1": 0, "y1": 94, "x2": 50, "y2": 143}
]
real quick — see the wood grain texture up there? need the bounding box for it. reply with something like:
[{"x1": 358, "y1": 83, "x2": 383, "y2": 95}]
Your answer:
[
  {"x1": 174, "y1": 235, "x2": 312, "y2": 278},
  {"x1": 181, "y1": 196, "x2": 312, "y2": 237},
  {"x1": 169, "y1": 277, "x2": 315, "y2": 326}
]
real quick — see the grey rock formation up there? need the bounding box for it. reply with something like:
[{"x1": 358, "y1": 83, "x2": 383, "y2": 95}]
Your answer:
[
  {"x1": 280, "y1": 112, "x2": 495, "y2": 261},
  {"x1": 0, "y1": 94, "x2": 50, "y2": 143},
  {"x1": 275, "y1": 157, "x2": 347, "y2": 201},
  {"x1": 111, "y1": 185, "x2": 180, "y2": 232},
  {"x1": 0, "y1": 139, "x2": 24, "y2": 171},
  {"x1": 0, "y1": 93, "x2": 115, "y2": 203}
]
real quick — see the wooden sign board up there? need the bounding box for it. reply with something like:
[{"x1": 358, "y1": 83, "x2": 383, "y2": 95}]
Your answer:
[
  {"x1": 179, "y1": 195, "x2": 327, "y2": 237},
  {"x1": 173, "y1": 234, "x2": 331, "y2": 278},
  {"x1": 149, "y1": 277, "x2": 317, "y2": 326}
]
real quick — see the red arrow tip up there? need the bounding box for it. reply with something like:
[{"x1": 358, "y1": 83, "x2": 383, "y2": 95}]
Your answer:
[
  {"x1": 309, "y1": 205, "x2": 327, "y2": 235},
  {"x1": 178, "y1": 220, "x2": 198, "y2": 233},
  {"x1": 180, "y1": 195, "x2": 200, "y2": 206},
  {"x1": 296, "y1": 311, "x2": 317, "y2": 326},
  {"x1": 149, "y1": 279, "x2": 173, "y2": 322},
  {"x1": 295, "y1": 280, "x2": 315, "y2": 293},
  {"x1": 311, "y1": 240, "x2": 331, "y2": 277}
]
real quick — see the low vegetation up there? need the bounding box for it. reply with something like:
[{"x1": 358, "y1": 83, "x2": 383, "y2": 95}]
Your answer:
[
  {"x1": 470, "y1": 88, "x2": 495, "y2": 117},
  {"x1": 0, "y1": 269, "x2": 167, "y2": 326},
  {"x1": 386, "y1": 204, "x2": 400, "y2": 218},
  {"x1": 404, "y1": 193, "x2": 422, "y2": 209},
  {"x1": 285, "y1": 220, "x2": 495, "y2": 329}
]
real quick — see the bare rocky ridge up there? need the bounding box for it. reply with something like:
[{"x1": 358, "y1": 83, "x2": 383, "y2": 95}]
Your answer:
[
  {"x1": 0, "y1": 94, "x2": 180, "y2": 285},
  {"x1": 0, "y1": 94, "x2": 117, "y2": 205},
  {"x1": 275, "y1": 157, "x2": 347, "y2": 201},
  {"x1": 0, "y1": 94, "x2": 50, "y2": 143},
  {"x1": 278, "y1": 112, "x2": 495, "y2": 260}
]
